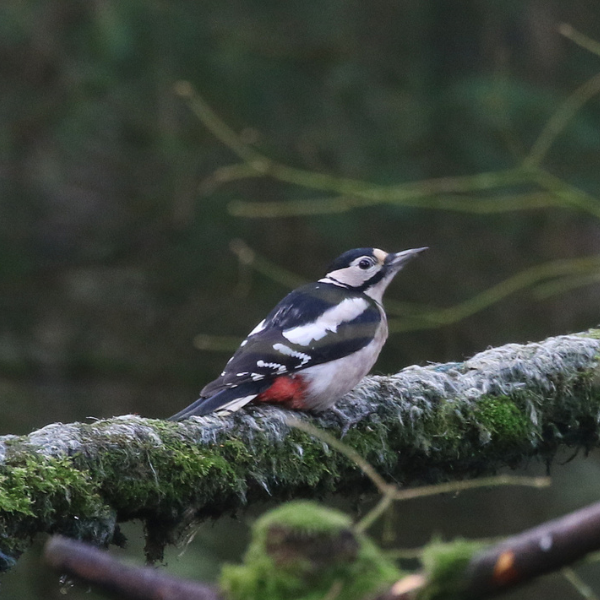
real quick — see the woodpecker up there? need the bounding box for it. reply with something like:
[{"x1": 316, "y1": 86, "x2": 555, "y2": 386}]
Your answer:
[{"x1": 169, "y1": 246, "x2": 426, "y2": 420}]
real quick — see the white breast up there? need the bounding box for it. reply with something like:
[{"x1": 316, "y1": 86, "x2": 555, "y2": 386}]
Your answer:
[{"x1": 300, "y1": 311, "x2": 388, "y2": 411}]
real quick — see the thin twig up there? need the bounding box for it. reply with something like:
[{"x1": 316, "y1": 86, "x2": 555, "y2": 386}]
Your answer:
[
  {"x1": 179, "y1": 73, "x2": 600, "y2": 225},
  {"x1": 524, "y1": 72, "x2": 600, "y2": 169},
  {"x1": 392, "y1": 475, "x2": 550, "y2": 502},
  {"x1": 175, "y1": 81, "x2": 264, "y2": 167},
  {"x1": 563, "y1": 567, "x2": 600, "y2": 600},
  {"x1": 192, "y1": 242, "x2": 600, "y2": 347},
  {"x1": 356, "y1": 493, "x2": 396, "y2": 534},
  {"x1": 288, "y1": 416, "x2": 551, "y2": 536},
  {"x1": 286, "y1": 416, "x2": 392, "y2": 495},
  {"x1": 230, "y1": 238, "x2": 307, "y2": 289},
  {"x1": 228, "y1": 190, "x2": 555, "y2": 218},
  {"x1": 533, "y1": 272, "x2": 600, "y2": 299},
  {"x1": 388, "y1": 255, "x2": 600, "y2": 332},
  {"x1": 386, "y1": 538, "x2": 504, "y2": 561},
  {"x1": 530, "y1": 168, "x2": 600, "y2": 221},
  {"x1": 177, "y1": 81, "x2": 538, "y2": 216},
  {"x1": 321, "y1": 579, "x2": 345, "y2": 600},
  {"x1": 356, "y1": 476, "x2": 549, "y2": 532},
  {"x1": 560, "y1": 24, "x2": 600, "y2": 59}
]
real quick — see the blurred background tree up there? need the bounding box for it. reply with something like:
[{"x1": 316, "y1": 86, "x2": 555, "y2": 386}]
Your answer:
[{"x1": 1, "y1": 1, "x2": 600, "y2": 598}]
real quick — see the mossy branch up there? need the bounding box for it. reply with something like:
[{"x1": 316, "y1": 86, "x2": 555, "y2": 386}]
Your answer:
[{"x1": 1, "y1": 330, "x2": 600, "y2": 571}]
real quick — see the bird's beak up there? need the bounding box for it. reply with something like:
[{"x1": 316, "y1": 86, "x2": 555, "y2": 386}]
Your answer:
[{"x1": 384, "y1": 247, "x2": 428, "y2": 272}]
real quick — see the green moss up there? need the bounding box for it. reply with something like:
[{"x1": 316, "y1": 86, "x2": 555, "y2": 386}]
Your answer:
[
  {"x1": 0, "y1": 455, "x2": 105, "y2": 519},
  {"x1": 243, "y1": 428, "x2": 346, "y2": 492},
  {"x1": 343, "y1": 422, "x2": 396, "y2": 466},
  {"x1": 220, "y1": 501, "x2": 401, "y2": 600},
  {"x1": 583, "y1": 328, "x2": 600, "y2": 340},
  {"x1": 420, "y1": 538, "x2": 485, "y2": 600},
  {"x1": 475, "y1": 396, "x2": 530, "y2": 445},
  {"x1": 255, "y1": 500, "x2": 353, "y2": 536},
  {"x1": 89, "y1": 437, "x2": 244, "y2": 515},
  {"x1": 0, "y1": 453, "x2": 116, "y2": 571},
  {"x1": 0, "y1": 471, "x2": 35, "y2": 516},
  {"x1": 431, "y1": 406, "x2": 465, "y2": 446}
]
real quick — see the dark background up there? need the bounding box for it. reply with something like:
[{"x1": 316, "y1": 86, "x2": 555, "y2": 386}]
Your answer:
[{"x1": 2, "y1": 1, "x2": 600, "y2": 598}]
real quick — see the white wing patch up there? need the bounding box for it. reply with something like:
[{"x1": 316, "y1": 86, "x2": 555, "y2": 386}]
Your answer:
[
  {"x1": 272, "y1": 343, "x2": 311, "y2": 366},
  {"x1": 281, "y1": 297, "x2": 369, "y2": 346},
  {"x1": 239, "y1": 319, "x2": 267, "y2": 348},
  {"x1": 248, "y1": 319, "x2": 266, "y2": 336},
  {"x1": 215, "y1": 394, "x2": 257, "y2": 415},
  {"x1": 256, "y1": 360, "x2": 287, "y2": 373}
]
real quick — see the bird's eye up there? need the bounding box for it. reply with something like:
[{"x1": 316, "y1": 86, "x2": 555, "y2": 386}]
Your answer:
[{"x1": 358, "y1": 258, "x2": 373, "y2": 270}]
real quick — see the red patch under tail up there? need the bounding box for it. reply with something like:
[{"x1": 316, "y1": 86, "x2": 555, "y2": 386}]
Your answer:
[{"x1": 256, "y1": 375, "x2": 308, "y2": 410}]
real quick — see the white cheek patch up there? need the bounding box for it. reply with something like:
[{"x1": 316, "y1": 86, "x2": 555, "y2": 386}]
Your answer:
[
  {"x1": 320, "y1": 267, "x2": 364, "y2": 288},
  {"x1": 273, "y1": 343, "x2": 311, "y2": 366},
  {"x1": 281, "y1": 297, "x2": 369, "y2": 346}
]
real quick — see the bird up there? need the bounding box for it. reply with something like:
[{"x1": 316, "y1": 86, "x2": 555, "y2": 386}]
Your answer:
[{"x1": 169, "y1": 246, "x2": 426, "y2": 420}]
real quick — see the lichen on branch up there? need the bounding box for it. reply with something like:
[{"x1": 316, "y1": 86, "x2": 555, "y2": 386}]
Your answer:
[{"x1": 0, "y1": 330, "x2": 599, "y2": 571}]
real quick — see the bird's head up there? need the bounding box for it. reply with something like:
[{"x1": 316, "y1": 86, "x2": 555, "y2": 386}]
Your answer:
[{"x1": 321, "y1": 246, "x2": 427, "y2": 302}]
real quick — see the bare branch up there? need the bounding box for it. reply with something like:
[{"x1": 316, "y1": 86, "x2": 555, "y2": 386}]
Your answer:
[
  {"x1": 177, "y1": 83, "x2": 600, "y2": 222},
  {"x1": 465, "y1": 501, "x2": 600, "y2": 597},
  {"x1": 44, "y1": 535, "x2": 220, "y2": 600},
  {"x1": 377, "y1": 501, "x2": 600, "y2": 599}
]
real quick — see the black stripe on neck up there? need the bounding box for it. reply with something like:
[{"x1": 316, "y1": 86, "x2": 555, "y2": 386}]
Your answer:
[
  {"x1": 355, "y1": 269, "x2": 386, "y2": 293},
  {"x1": 323, "y1": 276, "x2": 351, "y2": 289}
]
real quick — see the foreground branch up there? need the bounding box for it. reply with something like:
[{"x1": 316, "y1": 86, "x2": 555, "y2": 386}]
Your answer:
[
  {"x1": 379, "y1": 500, "x2": 600, "y2": 600},
  {"x1": 1, "y1": 331, "x2": 599, "y2": 570},
  {"x1": 45, "y1": 499, "x2": 600, "y2": 600},
  {"x1": 44, "y1": 536, "x2": 219, "y2": 600},
  {"x1": 466, "y1": 500, "x2": 600, "y2": 597}
]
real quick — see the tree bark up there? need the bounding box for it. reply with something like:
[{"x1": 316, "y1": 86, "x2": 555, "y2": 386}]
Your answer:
[{"x1": 1, "y1": 330, "x2": 599, "y2": 570}]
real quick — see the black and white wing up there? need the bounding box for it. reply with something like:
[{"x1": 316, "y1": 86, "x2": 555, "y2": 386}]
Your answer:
[{"x1": 200, "y1": 282, "x2": 382, "y2": 397}]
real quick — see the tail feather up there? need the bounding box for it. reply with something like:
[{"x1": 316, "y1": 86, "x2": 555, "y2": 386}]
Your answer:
[{"x1": 168, "y1": 381, "x2": 270, "y2": 421}]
